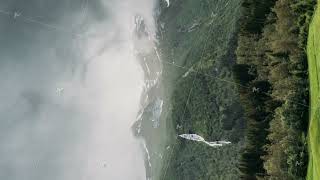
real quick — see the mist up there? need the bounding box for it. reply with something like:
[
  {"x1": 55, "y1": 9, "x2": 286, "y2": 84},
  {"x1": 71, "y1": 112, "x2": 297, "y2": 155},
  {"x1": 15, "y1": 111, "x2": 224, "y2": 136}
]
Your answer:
[{"x1": 0, "y1": 0, "x2": 157, "y2": 179}]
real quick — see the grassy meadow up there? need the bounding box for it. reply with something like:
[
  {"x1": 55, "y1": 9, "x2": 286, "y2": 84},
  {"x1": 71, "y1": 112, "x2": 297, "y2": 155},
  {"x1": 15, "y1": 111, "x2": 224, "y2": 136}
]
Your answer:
[{"x1": 307, "y1": 0, "x2": 320, "y2": 179}]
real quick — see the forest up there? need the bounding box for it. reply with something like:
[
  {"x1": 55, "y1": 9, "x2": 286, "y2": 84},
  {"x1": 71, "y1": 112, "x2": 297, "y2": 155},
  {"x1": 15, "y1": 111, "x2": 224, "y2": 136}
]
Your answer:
[
  {"x1": 233, "y1": 0, "x2": 316, "y2": 179},
  {"x1": 158, "y1": 0, "x2": 245, "y2": 179},
  {"x1": 157, "y1": 0, "x2": 317, "y2": 179}
]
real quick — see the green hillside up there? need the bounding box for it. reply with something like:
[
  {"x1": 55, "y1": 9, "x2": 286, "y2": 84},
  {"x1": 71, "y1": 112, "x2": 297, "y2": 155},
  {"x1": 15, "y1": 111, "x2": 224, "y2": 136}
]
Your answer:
[
  {"x1": 307, "y1": 0, "x2": 320, "y2": 179},
  {"x1": 157, "y1": 0, "x2": 244, "y2": 179}
]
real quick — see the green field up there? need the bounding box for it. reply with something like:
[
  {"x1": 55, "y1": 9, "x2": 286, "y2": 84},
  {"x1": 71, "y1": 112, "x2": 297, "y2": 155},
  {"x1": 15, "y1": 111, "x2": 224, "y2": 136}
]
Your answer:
[{"x1": 307, "y1": 0, "x2": 320, "y2": 179}]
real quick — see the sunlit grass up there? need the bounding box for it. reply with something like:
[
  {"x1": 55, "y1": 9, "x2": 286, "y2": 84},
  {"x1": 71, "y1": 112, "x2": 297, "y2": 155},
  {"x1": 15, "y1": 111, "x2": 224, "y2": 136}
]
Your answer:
[{"x1": 307, "y1": 1, "x2": 320, "y2": 179}]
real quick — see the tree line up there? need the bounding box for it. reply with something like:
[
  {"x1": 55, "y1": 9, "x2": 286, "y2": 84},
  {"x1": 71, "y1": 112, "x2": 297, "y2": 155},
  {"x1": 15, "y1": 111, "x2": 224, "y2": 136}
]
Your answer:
[{"x1": 233, "y1": 0, "x2": 316, "y2": 179}]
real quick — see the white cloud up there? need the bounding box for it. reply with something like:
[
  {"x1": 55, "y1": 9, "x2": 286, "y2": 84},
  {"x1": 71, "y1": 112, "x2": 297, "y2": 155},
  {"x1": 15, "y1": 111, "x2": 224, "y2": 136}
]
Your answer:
[{"x1": 0, "y1": 0, "x2": 156, "y2": 179}]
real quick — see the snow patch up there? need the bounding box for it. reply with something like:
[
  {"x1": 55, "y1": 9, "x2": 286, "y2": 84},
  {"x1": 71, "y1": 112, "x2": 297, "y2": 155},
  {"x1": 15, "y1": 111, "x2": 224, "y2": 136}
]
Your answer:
[
  {"x1": 165, "y1": 0, "x2": 170, "y2": 7},
  {"x1": 179, "y1": 134, "x2": 231, "y2": 147}
]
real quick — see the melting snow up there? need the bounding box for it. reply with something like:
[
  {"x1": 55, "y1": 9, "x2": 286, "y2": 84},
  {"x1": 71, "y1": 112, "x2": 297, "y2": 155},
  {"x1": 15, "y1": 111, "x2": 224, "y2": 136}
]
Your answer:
[
  {"x1": 165, "y1": 0, "x2": 170, "y2": 7},
  {"x1": 143, "y1": 141, "x2": 152, "y2": 168},
  {"x1": 182, "y1": 67, "x2": 194, "y2": 78},
  {"x1": 179, "y1": 134, "x2": 231, "y2": 147}
]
